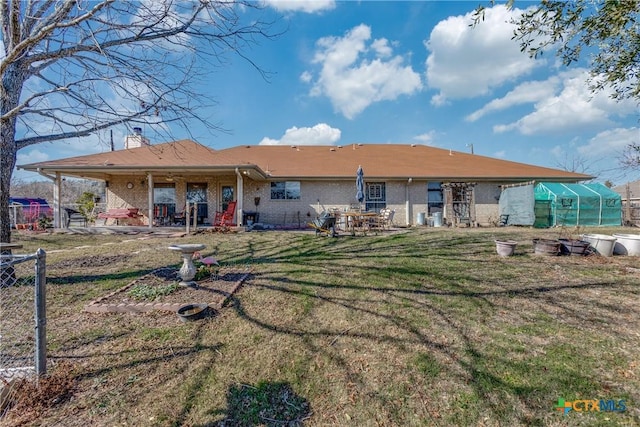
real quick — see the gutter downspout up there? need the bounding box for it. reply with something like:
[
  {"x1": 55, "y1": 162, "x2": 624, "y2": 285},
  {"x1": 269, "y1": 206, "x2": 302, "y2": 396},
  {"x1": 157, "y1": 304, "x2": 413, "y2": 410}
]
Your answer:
[
  {"x1": 147, "y1": 173, "x2": 154, "y2": 229},
  {"x1": 235, "y1": 168, "x2": 244, "y2": 227},
  {"x1": 37, "y1": 168, "x2": 61, "y2": 228},
  {"x1": 406, "y1": 178, "x2": 412, "y2": 226}
]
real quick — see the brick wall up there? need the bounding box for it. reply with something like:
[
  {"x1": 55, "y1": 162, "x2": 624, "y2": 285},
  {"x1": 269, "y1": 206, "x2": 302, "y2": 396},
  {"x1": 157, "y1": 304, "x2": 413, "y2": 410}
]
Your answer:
[
  {"x1": 104, "y1": 175, "x2": 506, "y2": 227},
  {"x1": 474, "y1": 183, "x2": 502, "y2": 226}
]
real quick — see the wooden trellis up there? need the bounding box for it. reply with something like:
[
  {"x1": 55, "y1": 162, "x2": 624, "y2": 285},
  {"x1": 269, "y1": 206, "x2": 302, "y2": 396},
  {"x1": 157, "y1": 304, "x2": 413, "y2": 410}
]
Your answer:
[{"x1": 442, "y1": 182, "x2": 477, "y2": 227}]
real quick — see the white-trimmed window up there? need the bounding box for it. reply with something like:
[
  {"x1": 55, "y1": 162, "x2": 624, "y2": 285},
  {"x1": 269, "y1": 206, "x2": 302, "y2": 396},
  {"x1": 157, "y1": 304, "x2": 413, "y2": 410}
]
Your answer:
[
  {"x1": 366, "y1": 182, "x2": 386, "y2": 212},
  {"x1": 271, "y1": 181, "x2": 300, "y2": 200}
]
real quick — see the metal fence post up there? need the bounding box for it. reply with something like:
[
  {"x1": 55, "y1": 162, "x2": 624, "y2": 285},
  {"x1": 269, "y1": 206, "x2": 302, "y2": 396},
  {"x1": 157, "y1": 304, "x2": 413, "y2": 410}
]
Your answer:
[{"x1": 34, "y1": 248, "x2": 47, "y2": 376}]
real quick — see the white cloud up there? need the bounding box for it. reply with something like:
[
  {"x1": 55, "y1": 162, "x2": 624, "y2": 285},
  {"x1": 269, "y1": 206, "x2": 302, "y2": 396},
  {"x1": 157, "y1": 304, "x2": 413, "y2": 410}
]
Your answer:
[
  {"x1": 466, "y1": 78, "x2": 561, "y2": 122},
  {"x1": 492, "y1": 70, "x2": 638, "y2": 135},
  {"x1": 259, "y1": 123, "x2": 341, "y2": 145},
  {"x1": 299, "y1": 71, "x2": 313, "y2": 83},
  {"x1": 550, "y1": 145, "x2": 565, "y2": 158},
  {"x1": 577, "y1": 127, "x2": 639, "y2": 158},
  {"x1": 425, "y1": 4, "x2": 542, "y2": 105},
  {"x1": 306, "y1": 24, "x2": 422, "y2": 119},
  {"x1": 263, "y1": 0, "x2": 335, "y2": 13},
  {"x1": 413, "y1": 131, "x2": 437, "y2": 145},
  {"x1": 17, "y1": 149, "x2": 50, "y2": 165},
  {"x1": 493, "y1": 150, "x2": 506, "y2": 158},
  {"x1": 371, "y1": 38, "x2": 392, "y2": 58}
]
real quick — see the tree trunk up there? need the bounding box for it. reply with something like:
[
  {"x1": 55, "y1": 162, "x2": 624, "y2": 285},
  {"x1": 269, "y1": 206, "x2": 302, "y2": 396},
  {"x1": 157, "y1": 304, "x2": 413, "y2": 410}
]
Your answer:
[
  {"x1": 0, "y1": 127, "x2": 17, "y2": 243},
  {"x1": 1, "y1": 62, "x2": 26, "y2": 243}
]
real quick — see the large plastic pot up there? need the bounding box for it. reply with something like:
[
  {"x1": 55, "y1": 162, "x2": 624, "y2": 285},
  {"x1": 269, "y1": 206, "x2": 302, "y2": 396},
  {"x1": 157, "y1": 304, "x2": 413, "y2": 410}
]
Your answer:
[
  {"x1": 580, "y1": 234, "x2": 617, "y2": 257},
  {"x1": 612, "y1": 234, "x2": 640, "y2": 256},
  {"x1": 433, "y1": 212, "x2": 443, "y2": 227}
]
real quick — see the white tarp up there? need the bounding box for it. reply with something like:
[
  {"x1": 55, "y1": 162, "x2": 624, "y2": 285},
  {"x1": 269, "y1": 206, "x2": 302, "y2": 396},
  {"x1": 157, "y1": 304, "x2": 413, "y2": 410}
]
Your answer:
[{"x1": 499, "y1": 184, "x2": 535, "y2": 226}]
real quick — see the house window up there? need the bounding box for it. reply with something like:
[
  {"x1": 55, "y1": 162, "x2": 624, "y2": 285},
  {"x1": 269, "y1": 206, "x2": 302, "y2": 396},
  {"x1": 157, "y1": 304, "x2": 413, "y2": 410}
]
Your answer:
[
  {"x1": 154, "y1": 183, "x2": 176, "y2": 224},
  {"x1": 427, "y1": 182, "x2": 443, "y2": 214},
  {"x1": 366, "y1": 182, "x2": 386, "y2": 212},
  {"x1": 154, "y1": 183, "x2": 176, "y2": 204},
  {"x1": 271, "y1": 181, "x2": 300, "y2": 200}
]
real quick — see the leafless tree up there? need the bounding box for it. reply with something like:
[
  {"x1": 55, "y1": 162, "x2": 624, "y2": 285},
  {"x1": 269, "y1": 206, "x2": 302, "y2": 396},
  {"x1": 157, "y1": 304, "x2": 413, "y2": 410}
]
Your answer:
[
  {"x1": 11, "y1": 176, "x2": 104, "y2": 206},
  {"x1": 554, "y1": 152, "x2": 598, "y2": 179},
  {"x1": 620, "y1": 143, "x2": 640, "y2": 171},
  {"x1": 1, "y1": 0, "x2": 278, "y2": 242}
]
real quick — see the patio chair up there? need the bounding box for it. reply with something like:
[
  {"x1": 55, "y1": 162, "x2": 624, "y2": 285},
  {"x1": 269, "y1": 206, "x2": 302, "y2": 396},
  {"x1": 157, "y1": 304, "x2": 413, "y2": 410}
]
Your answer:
[
  {"x1": 214, "y1": 201, "x2": 236, "y2": 226},
  {"x1": 173, "y1": 204, "x2": 197, "y2": 226},
  {"x1": 373, "y1": 208, "x2": 394, "y2": 230}
]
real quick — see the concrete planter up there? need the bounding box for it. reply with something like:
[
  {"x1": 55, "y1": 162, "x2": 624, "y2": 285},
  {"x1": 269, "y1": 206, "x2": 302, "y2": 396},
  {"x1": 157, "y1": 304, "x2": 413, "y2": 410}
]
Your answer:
[{"x1": 495, "y1": 240, "x2": 517, "y2": 257}]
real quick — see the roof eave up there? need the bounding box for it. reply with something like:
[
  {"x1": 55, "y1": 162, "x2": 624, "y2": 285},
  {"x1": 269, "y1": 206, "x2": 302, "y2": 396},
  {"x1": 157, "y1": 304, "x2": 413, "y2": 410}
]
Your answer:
[{"x1": 18, "y1": 164, "x2": 269, "y2": 180}]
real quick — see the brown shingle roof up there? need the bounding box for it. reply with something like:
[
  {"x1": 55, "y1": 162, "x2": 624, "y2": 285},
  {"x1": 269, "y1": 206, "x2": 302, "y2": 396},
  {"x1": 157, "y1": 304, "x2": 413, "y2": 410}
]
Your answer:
[
  {"x1": 19, "y1": 140, "x2": 590, "y2": 182},
  {"x1": 22, "y1": 140, "x2": 225, "y2": 169},
  {"x1": 218, "y1": 143, "x2": 590, "y2": 181}
]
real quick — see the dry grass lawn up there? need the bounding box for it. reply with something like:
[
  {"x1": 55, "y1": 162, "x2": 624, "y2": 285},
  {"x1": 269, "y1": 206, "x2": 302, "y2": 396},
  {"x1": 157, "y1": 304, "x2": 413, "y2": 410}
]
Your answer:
[{"x1": 2, "y1": 226, "x2": 639, "y2": 426}]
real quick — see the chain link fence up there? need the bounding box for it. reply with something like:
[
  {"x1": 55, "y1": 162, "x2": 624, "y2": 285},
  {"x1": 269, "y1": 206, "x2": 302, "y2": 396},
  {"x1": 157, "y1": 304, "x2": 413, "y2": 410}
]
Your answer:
[{"x1": 0, "y1": 248, "x2": 46, "y2": 414}]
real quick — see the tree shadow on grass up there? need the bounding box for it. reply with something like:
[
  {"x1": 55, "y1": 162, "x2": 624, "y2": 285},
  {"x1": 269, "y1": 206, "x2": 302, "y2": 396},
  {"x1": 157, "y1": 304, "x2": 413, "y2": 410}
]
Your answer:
[{"x1": 208, "y1": 381, "x2": 311, "y2": 427}]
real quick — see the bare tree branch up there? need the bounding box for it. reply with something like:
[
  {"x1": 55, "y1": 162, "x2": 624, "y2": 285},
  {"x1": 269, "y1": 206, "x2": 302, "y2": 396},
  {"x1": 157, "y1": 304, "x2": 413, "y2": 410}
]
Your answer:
[{"x1": 0, "y1": 0, "x2": 280, "y2": 242}]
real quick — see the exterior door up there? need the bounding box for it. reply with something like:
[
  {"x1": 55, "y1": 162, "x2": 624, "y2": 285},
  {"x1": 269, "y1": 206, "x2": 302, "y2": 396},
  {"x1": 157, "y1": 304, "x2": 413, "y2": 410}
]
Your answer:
[{"x1": 220, "y1": 184, "x2": 235, "y2": 212}]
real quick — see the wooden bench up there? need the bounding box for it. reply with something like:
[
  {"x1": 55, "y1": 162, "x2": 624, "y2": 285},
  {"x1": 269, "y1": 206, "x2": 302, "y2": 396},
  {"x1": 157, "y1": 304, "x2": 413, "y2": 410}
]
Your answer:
[{"x1": 97, "y1": 208, "x2": 142, "y2": 225}]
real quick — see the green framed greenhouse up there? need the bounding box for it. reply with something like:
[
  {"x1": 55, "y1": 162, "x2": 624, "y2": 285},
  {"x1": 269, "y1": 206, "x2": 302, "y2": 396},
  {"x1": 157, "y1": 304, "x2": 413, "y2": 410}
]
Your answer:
[{"x1": 534, "y1": 183, "x2": 621, "y2": 227}]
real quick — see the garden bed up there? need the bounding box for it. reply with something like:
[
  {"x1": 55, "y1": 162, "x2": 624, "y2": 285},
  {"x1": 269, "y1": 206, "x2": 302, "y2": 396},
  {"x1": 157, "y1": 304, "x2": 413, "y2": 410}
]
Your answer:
[{"x1": 86, "y1": 266, "x2": 249, "y2": 313}]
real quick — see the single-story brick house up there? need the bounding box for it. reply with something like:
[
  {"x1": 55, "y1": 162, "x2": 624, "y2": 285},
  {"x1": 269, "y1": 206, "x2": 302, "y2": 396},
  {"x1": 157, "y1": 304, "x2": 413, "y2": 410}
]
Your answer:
[{"x1": 18, "y1": 132, "x2": 590, "y2": 229}]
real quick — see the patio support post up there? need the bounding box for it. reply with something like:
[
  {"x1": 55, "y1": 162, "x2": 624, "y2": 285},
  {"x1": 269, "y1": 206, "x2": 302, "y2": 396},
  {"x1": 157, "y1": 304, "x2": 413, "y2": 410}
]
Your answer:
[
  {"x1": 147, "y1": 173, "x2": 154, "y2": 228},
  {"x1": 406, "y1": 178, "x2": 412, "y2": 226},
  {"x1": 235, "y1": 168, "x2": 244, "y2": 226},
  {"x1": 36, "y1": 168, "x2": 60, "y2": 228},
  {"x1": 53, "y1": 173, "x2": 61, "y2": 228}
]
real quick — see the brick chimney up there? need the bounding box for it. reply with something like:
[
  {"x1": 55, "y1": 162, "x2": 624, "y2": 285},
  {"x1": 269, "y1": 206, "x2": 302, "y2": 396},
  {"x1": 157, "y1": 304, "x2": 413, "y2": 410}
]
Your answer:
[{"x1": 124, "y1": 127, "x2": 150, "y2": 149}]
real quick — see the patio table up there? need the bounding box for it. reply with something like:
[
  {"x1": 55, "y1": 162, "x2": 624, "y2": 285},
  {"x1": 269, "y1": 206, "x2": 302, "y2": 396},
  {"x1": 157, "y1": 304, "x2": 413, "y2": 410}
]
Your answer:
[{"x1": 342, "y1": 211, "x2": 379, "y2": 235}]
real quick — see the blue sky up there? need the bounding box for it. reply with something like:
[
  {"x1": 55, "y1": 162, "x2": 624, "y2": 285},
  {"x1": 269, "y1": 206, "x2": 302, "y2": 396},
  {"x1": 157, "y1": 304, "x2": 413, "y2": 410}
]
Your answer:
[{"x1": 14, "y1": 1, "x2": 640, "y2": 185}]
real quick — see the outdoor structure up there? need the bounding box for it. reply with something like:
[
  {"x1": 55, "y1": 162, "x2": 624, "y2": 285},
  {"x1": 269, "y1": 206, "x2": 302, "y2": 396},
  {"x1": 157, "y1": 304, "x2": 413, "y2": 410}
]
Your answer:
[
  {"x1": 18, "y1": 134, "x2": 590, "y2": 229},
  {"x1": 533, "y1": 183, "x2": 622, "y2": 227},
  {"x1": 612, "y1": 180, "x2": 640, "y2": 226},
  {"x1": 498, "y1": 183, "x2": 536, "y2": 226},
  {"x1": 8, "y1": 197, "x2": 53, "y2": 229}
]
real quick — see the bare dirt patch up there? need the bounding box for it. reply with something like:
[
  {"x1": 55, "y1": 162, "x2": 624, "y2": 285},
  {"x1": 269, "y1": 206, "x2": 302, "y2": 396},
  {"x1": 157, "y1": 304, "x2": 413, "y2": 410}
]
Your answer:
[{"x1": 49, "y1": 254, "x2": 131, "y2": 270}]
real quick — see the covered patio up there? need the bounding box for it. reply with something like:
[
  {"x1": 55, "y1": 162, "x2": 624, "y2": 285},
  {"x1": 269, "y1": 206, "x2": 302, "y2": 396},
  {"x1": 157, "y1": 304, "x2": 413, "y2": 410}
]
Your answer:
[{"x1": 19, "y1": 140, "x2": 268, "y2": 230}]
